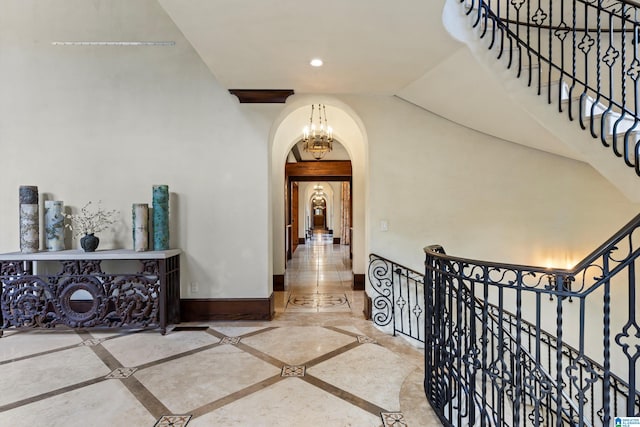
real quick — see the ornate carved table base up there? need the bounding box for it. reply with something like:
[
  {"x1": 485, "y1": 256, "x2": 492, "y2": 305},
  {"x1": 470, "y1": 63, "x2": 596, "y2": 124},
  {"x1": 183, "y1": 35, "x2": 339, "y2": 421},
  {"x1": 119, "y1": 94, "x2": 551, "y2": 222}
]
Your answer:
[{"x1": 0, "y1": 250, "x2": 180, "y2": 336}]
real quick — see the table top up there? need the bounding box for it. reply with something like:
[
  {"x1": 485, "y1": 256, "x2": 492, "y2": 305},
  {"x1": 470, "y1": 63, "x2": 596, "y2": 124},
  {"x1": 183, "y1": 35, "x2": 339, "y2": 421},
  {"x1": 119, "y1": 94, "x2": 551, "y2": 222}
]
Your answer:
[{"x1": 0, "y1": 248, "x2": 182, "y2": 261}]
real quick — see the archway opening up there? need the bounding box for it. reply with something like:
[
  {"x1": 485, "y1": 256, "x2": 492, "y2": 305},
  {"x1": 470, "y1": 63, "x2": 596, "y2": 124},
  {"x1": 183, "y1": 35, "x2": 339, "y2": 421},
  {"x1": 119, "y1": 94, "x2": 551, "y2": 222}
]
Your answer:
[{"x1": 270, "y1": 99, "x2": 368, "y2": 296}]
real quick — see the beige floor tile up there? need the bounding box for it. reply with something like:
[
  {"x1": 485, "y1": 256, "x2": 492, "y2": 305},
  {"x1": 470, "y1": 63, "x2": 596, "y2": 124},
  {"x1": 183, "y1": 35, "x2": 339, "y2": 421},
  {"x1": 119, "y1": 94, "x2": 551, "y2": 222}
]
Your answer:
[
  {"x1": 0, "y1": 346, "x2": 110, "y2": 406},
  {"x1": 241, "y1": 326, "x2": 355, "y2": 365},
  {"x1": 188, "y1": 377, "x2": 382, "y2": 427},
  {"x1": 101, "y1": 329, "x2": 219, "y2": 367},
  {"x1": 0, "y1": 330, "x2": 83, "y2": 362},
  {"x1": 0, "y1": 379, "x2": 155, "y2": 427},
  {"x1": 135, "y1": 345, "x2": 281, "y2": 414},
  {"x1": 307, "y1": 343, "x2": 419, "y2": 411}
]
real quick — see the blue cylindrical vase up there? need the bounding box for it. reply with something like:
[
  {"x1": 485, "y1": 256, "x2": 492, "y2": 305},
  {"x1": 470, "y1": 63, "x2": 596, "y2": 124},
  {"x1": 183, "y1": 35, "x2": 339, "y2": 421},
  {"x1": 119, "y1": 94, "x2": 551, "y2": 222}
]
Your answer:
[{"x1": 152, "y1": 185, "x2": 169, "y2": 250}]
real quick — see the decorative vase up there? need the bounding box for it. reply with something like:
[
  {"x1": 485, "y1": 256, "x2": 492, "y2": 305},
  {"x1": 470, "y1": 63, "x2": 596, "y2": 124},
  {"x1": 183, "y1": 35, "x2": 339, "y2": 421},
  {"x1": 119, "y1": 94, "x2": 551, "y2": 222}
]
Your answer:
[
  {"x1": 152, "y1": 185, "x2": 169, "y2": 250},
  {"x1": 80, "y1": 233, "x2": 99, "y2": 252},
  {"x1": 19, "y1": 186, "x2": 39, "y2": 253},
  {"x1": 132, "y1": 203, "x2": 149, "y2": 252},
  {"x1": 44, "y1": 200, "x2": 65, "y2": 251}
]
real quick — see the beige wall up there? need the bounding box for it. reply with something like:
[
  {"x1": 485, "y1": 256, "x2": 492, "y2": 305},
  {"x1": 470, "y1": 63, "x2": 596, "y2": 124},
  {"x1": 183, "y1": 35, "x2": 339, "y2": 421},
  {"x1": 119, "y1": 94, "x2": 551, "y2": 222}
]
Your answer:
[
  {"x1": 342, "y1": 95, "x2": 640, "y2": 274},
  {"x1": 0, "y1": 0, "x2": 278, "y2": 299}
]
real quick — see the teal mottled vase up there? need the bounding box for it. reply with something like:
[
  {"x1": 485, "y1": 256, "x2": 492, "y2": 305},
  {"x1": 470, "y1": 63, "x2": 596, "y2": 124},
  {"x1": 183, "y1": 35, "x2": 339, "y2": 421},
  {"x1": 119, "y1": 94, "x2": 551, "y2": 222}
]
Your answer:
[{"x1": 152, "y1": 185, "x2": 169, "y2": 250}]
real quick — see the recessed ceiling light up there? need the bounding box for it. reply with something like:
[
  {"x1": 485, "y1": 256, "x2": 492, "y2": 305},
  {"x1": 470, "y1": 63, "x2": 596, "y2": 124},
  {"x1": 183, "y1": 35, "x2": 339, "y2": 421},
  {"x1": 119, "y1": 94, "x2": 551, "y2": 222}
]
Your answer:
[{"x1": 310, "y1": 58, "x2": 323, "y2": 67}]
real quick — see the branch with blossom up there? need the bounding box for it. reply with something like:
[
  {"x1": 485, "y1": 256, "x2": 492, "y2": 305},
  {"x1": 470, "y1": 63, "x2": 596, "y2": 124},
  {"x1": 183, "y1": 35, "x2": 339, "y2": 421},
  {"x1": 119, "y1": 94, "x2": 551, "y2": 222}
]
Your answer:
[{"x1": 64, "y1": 201, "x2": 119, "y2": 238}]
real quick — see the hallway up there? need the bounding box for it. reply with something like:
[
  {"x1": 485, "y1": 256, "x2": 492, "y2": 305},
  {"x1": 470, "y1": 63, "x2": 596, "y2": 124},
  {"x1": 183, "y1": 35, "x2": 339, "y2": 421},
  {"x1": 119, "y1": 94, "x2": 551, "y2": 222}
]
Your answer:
[
  {"x1": 0, "y1": 239, "x2": 440, "y2": 426},
  {"x1": 279, "y1": 232, "x2": 360, "y2": 315}
]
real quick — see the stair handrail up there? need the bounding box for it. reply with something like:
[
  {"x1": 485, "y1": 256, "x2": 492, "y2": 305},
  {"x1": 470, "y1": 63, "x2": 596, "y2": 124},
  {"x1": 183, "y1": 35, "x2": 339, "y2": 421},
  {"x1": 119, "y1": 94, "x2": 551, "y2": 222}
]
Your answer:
[{"x1": 425, "y1": 211, "x2": 640, "y2": 297}]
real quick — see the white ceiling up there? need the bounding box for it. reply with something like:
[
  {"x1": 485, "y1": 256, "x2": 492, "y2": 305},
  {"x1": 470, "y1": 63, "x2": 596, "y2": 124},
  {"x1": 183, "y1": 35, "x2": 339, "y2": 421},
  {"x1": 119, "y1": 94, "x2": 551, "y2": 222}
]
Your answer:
[
  {"x1": 154, "y1": 0, "x2": 581, "y2": 161},
  {"x1": 158, "y1": 0, "x2": 461, "y2": 94}
]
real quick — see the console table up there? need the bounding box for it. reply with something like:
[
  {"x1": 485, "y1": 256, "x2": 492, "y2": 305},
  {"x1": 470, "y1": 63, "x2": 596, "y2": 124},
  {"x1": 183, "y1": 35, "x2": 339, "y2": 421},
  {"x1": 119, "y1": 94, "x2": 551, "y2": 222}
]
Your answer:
[{"x1": 0, "y1": 249, "x2": 181, "y2": 336}]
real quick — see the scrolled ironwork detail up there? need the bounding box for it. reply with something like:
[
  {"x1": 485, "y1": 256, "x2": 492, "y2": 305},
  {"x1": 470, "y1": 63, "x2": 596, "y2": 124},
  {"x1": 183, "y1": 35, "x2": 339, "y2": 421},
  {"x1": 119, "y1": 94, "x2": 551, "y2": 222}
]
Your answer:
[
  {"x1": 603, "y1": 46, "x2": 621, "y2": 67},
  {"x1": 0, "y1": 261, "x2": 26, "y2": 276},
  {"x1": 627, "y1": 59, "x2": 640, "y2": 80},
  {"x1": 109, "y1": 277, "x2": 160, "y2": 327},
  {"x1": 510, "y1": 0, "x2": 526, "y2": 10},
  {"x1": 1, "y1": 254, "x2": 179, "y2": 335},
  {"x1": 531, "y1": 7, "x2": 548, "y2": 26},
  {"x1": 56, "y1": 277, "x2": 106, "y2": 327},
  {"x1": 1, "y1": 278, "x2": 52, "y2": 328},
  {"x1": 61, "y1": 260, "x2": 103, "y2": 275},
  {"x1": 616, "y1": 320, "x2": 640, "y2": 361},
  {"x1": 368, "y1": 256, "x2": 393, "y2": 327},
  {"x1": 368, "y1": 254, "x2": 424, "y2": 342}
]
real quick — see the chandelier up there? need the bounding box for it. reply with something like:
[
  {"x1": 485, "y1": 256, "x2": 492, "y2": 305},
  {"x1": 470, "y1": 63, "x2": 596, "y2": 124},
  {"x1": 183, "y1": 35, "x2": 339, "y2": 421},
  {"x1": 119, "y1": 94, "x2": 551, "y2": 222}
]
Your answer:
[{"x1": 302, "y1": 104, "x2": 333, "y2": 160}]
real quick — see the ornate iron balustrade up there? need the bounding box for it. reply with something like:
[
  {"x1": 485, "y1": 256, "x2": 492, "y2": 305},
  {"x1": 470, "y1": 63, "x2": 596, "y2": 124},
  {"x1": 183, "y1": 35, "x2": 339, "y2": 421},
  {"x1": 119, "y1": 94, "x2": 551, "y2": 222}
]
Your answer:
[
  {"x1": 460, "y1": 0, "x2": 640, "y2": 175},
  {"x1": 368, "y1": 254, "x2": 425, "y2": 344},
  {"x1": 424, "y1": 212, "x2": 640, "y2": 426}
]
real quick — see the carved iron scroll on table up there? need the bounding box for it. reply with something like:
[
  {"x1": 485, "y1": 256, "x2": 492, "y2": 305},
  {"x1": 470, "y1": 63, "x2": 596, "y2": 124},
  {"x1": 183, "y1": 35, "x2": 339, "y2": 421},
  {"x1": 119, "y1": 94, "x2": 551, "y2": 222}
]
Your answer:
[{"x1": 0, "y1": 259, "x2": 161, "y2": 331}]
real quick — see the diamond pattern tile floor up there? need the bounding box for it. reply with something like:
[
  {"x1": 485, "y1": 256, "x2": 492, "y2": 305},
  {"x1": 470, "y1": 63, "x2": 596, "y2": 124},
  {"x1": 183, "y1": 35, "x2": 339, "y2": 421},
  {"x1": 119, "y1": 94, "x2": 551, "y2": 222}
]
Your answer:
[{"x1": 0, "y1": 238, "x2": 441, "y2": 426}]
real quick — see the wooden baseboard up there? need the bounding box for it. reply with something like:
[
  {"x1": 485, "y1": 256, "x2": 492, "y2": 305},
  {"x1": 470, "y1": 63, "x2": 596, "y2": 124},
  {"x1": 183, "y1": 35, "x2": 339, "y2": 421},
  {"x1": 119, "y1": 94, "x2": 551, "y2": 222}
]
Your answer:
[
  {"x1": 180, "y1": 295, "x2": 274, "y2": 321},
  {"x1": 298, "y1": 238, "x2": 306, "y2": 244},
  {"x1": 363, "y1": 294, "x2": 372, "y2": 320},
  {"x1": 273, "y1": 274, "x2": 285, "y2": 291},
  {"x1": 353, "y1": 274, "x2": 365, "y2": 290}
]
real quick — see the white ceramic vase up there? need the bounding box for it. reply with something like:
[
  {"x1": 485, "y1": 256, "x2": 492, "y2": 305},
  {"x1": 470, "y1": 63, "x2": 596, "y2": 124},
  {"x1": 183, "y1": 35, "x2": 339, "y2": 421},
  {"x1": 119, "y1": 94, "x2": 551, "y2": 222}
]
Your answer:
[
  {"x1": 44, "y1": 200, "x2": 65, "y2": 251},
  {"x1": 132, "y1": 203, "x2": 149, "y2": 252}
]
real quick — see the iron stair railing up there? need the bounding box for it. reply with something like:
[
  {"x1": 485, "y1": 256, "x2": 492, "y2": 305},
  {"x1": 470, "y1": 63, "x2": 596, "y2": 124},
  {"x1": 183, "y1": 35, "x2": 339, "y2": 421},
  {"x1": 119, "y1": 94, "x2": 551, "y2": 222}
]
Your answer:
[
  {"x1": 424, "y1": 212, "x2": 640, "y2": 425},
  {"x1": 369, "y1": 212, "x2": 640, "y2": 426},
  {"x1": 460, "y1": 0, "x2": 640, "y2": 175}
]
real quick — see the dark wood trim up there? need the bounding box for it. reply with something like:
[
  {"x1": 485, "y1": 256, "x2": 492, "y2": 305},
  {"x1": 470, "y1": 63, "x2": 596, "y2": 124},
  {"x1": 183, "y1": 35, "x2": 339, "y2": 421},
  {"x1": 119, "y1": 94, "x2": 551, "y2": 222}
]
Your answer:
[
  {"x1": 289, "y1": 175, "x2": 352, "y2": 182},
  {"x1": 285, "y1": 161, "x2": 352, "y2": 178},
  {"x1": 180, "y1": 295, "x2": 275, "y2": 321},
  {"x1": 333, "y1": 237, "x2": 341, "y2": 244},
  {"x1": 229, "y1": 89, "x2": 294, "y2": 103},
  {"x1": 273, "y1": 274, "x2": 285, "y2": 292},
  {"x1": 363, "y1": 294, "x2": 372, "y2": 320},
  {"x1": 353, "y1": 274, "x2": 365, "y2": 290},
  {"x1": 298, "y1": 238, "x2": 306, "y2": 244}
]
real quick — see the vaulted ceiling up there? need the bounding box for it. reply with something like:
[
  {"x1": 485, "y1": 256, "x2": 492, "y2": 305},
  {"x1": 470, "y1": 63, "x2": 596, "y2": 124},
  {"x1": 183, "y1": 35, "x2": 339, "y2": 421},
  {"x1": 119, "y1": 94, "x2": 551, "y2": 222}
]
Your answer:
[{"x1": 157, "y1": 0, "x2": 581, "y2": 162}]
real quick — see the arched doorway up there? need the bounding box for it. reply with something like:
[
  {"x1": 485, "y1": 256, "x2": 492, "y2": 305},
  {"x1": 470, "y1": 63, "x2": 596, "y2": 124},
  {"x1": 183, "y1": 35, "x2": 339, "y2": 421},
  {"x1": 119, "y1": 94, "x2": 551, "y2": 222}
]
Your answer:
[
  {"x1": 311, "y1": 193, "x2": 327, "y2": 230},
  {"x1": 270, "y1": 99, "x2": 368, "y2": 293}
]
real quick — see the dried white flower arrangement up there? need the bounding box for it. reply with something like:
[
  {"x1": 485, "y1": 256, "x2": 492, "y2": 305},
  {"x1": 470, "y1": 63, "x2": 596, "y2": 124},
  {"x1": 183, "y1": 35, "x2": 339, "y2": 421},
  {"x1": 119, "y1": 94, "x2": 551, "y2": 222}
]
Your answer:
[{"x1": 64, "y1": 201, "x2": 119, "y2": 238}]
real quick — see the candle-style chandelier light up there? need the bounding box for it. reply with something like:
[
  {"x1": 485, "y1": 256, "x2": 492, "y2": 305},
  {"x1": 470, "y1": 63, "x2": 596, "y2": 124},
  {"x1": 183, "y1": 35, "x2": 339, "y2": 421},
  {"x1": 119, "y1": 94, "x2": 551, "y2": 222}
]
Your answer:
[{"x1": 302, "y1": 104, "x2": 333, "y2": 160}]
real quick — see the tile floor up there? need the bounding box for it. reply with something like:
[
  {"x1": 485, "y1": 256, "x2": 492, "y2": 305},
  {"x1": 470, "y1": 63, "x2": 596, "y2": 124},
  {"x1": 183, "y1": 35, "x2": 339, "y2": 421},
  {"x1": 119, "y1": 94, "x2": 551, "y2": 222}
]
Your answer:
[{"x1": 0, "y1": 234, "x2": 441, "y2": 426}]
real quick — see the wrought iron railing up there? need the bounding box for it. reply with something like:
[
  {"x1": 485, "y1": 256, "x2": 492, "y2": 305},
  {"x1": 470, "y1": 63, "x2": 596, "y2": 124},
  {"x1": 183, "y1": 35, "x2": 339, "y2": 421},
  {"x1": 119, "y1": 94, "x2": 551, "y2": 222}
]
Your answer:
[
  {"x1": 368, "y1": 214, "x2": 640, "y2": 425},
  {"x1": 424, "y1": 212, "x2": 640, "y2": 426},
  {"x1": 368, "y1": 254, "x2": 425, "y2": 345},
  {"x1": 460, "y1": 0, "x2": 640, "y2": 175}
]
